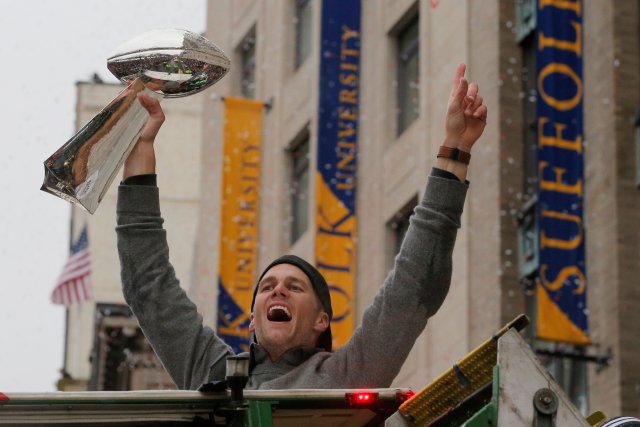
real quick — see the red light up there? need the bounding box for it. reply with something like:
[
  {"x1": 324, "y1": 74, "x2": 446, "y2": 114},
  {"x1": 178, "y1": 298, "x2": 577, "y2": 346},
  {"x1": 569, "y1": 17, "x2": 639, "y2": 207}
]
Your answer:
[{"x1": 345, "y1": 391, "x2": 379, "y2": 406}]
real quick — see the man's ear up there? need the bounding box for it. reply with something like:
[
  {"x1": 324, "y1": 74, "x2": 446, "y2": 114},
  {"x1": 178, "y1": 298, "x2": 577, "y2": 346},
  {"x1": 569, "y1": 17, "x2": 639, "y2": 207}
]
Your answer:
[
  {"x1": 313, "y1": 311, "x2": 329, "y2": 333},
  {"x1": 249, "y1": 313, "x2": 255, "y2": 332}
]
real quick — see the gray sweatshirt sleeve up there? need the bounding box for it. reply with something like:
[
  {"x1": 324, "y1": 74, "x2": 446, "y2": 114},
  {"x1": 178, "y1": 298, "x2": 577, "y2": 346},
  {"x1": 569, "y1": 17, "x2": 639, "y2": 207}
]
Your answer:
[
  {"x1": 323, "y1": 175, "x2": 467, "y2": 387},
  {"x1": 116, "y1": 184, "x2": 234, "y2": 390}
]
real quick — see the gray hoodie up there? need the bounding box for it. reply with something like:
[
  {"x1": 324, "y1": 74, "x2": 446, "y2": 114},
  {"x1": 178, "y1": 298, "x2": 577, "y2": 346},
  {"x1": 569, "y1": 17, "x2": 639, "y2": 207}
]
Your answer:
[{"x1": 116, "y1": 174, "x2": 467, "y2": 390}]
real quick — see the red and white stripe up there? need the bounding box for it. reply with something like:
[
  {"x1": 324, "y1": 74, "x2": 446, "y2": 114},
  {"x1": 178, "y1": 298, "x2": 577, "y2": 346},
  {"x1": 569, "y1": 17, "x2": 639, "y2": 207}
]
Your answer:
[{"x1": 51, "y1": 249, "x2": 92, "y2": 306}]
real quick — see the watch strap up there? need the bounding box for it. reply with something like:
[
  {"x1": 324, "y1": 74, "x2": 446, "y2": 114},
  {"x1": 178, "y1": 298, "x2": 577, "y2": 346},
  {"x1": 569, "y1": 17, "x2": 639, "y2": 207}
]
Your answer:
[{"x1": 437, "y1": 146, "x2": 471, "y2": 165}]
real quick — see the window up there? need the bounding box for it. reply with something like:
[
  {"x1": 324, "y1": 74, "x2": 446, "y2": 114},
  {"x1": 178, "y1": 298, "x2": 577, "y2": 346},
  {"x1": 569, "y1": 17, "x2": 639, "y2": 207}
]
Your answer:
[
  {"x1": 517, "y1": 3, "x2": 540, "y2": 317},
  {"x1": 396, "y1": 17, "x2": 420, "y2": 136},
  {"x1": 88, "y1": 304, "x2": 174, "y2": 391},
  {"x1": 290, "y1": 137, "x2": 310, "y2": 243},
  {"x1": 239, "y1": 30, "x2": 256, "y2": 99},
  {"x1": 294, "y1": 0, "x2": 312, "y2": 69},
  {"x1": 516, "y1": 0, "x2": 537, "y2": 43}
]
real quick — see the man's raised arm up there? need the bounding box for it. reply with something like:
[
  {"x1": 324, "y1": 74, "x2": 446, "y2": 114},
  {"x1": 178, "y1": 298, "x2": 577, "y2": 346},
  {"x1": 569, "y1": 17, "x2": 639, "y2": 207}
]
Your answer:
[
  {"x1": 116, "y1": 93, "x2": 234, "y2": 390},
  {"x1": 322, "y1": 63, "x2": 487, "y2": 388}
]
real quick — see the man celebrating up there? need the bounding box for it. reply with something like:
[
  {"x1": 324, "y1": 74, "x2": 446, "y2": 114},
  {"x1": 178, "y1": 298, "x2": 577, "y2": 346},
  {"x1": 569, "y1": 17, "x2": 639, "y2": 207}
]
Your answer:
[{"x1": 116, "y1": 63, "x2": 487, "y2": 390}]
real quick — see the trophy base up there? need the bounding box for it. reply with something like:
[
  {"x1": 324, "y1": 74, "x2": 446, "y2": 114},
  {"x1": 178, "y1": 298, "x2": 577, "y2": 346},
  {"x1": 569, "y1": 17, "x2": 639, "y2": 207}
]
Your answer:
[
  {"x1": 40, "y1": 81, "x2": 162, "y2": 214},
  {"x1": 41, "y1": 165, "x2": 102, "y2": 214}
]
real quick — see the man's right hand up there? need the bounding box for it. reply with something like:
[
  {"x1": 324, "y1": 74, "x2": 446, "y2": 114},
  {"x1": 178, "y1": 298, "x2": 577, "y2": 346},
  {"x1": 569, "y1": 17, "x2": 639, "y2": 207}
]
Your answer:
[
  {"x1": 444, "y1": 63, "x2": 487, "y2": 153},
  {"x1": 123, "y1": 92, "x2": 165, "y2": 180},
  {"x1": 435, "y1": 63, "x2": 488, "y2": 182}
]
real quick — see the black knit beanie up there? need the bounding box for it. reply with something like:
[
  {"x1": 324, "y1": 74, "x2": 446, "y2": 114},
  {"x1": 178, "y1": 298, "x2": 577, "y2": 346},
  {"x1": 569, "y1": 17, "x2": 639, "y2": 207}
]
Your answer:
[{"x1": 250, "y1": 255, "x2": 333, "y2": 352}]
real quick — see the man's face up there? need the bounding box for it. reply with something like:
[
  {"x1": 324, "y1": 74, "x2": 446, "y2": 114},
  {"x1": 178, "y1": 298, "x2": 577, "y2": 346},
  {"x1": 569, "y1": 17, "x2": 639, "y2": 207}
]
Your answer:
[{"x1": 249, "y1": 263, "x2": 329, "y2": 360}]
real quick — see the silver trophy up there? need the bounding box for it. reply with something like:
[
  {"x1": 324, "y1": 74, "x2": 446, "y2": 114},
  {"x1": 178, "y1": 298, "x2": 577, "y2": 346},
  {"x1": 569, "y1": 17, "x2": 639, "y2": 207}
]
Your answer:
[{"x1": 41, "y1": 29, "x2": 230, "y2": 213}]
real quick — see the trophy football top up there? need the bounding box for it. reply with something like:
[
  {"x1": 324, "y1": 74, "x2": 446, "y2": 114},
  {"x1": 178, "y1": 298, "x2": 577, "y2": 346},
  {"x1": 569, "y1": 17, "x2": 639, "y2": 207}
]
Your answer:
[{"x1": 107, "y1": 28, "x2": 230, "y2": 98}]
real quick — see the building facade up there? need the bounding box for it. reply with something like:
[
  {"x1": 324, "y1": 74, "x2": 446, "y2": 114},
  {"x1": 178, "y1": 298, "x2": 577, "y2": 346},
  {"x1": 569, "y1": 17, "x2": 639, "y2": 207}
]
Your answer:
[{"x1": 192, "y1": 0, "x2": 639, "y2": 416}]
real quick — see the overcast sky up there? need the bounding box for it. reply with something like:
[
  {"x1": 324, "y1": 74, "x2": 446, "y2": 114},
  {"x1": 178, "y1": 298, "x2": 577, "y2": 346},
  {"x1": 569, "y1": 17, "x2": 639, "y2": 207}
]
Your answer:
[{"x1": 0, "y1": 0, "x2": 206, "y2": 392}]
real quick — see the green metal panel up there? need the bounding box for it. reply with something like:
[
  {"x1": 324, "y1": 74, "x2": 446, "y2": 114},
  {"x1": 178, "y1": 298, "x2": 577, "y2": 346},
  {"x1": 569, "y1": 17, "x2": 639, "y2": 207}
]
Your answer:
[
  {"x1": 245, "y1": 400, "x2": 277, "y2": 427},
  {"x1": 462, "y1": 404, "x2": 493, "y2": 427},
  {"x1": 461, "y1": 365, "x2": 500, "y2": 427}
]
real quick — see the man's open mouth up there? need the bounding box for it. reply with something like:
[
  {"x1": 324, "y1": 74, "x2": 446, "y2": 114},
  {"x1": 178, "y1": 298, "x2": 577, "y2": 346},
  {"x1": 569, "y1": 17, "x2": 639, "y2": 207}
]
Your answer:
[{"x1": 267, "y1": 305, "x2": 292, "y2": 322}]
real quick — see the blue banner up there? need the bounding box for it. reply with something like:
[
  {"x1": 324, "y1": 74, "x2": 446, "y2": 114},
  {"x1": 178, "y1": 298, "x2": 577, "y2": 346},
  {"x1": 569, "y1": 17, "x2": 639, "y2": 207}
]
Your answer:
[
  {"x1": 217, "y1": 279, "x2": 252, "y2": 353},
  {"x1": 536, "y1": 0, "x2": 589, "y2": 344},
  {"x1": 315, "y1": 0, "x2": 361, "y2": 347}
]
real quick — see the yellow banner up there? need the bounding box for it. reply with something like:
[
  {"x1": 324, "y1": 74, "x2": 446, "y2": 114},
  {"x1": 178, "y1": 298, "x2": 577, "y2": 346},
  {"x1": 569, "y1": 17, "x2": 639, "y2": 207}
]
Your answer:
[
  {"x1": 315, "y1": 173, "x2": 356, "y2": 348},
  {"x1": 314, "y1": 1, "x2": 361, "y2": 349},
  {"x1": 217, "y1": 97, "x2": 263, "y2": 352},
  {"x1": 536, "y1": 284, "x2": 589, "y2": 345}
]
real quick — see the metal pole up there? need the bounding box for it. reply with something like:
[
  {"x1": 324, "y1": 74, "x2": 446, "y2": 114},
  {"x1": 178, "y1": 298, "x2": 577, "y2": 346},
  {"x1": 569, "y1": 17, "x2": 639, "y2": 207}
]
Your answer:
[{"x1": 61, "y1": 205, "x2": 74, "y2": 387}]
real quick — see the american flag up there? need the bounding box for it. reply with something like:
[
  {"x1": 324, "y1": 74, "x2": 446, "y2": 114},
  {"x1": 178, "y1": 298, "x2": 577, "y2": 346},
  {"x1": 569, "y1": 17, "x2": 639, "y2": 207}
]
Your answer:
[{"x1": 51, "y1": 225, "x2": 92, "y2": 306}]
